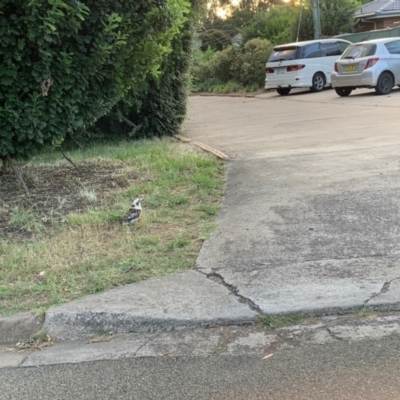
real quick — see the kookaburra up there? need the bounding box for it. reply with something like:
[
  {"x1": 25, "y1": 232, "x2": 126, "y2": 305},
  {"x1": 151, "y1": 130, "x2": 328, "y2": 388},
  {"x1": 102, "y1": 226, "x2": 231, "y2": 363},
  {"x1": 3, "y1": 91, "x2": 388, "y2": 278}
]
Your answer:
[{"x1": 122, "y1": 198, "x2": 143, "y2": 224}]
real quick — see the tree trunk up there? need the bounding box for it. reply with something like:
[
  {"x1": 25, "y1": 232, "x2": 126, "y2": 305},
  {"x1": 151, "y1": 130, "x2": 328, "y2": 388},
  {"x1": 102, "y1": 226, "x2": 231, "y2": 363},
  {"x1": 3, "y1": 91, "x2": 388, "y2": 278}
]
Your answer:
[{"x1": 6, "y1": 155, "x2": 30, "y2": 194}]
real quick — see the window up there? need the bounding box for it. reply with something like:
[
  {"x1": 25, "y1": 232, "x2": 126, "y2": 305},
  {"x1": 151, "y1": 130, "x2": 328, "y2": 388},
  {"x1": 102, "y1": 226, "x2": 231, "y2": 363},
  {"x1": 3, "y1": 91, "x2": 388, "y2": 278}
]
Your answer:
[
  {"x1": 385, "y1": 40, "x2": 400, "y2": 54},
  {"x1": 321, "y1": 42, "x2": 341, "y2": 57},
  {"x1": 300, "y1": 43, "x2": 321, "y2": 59},
  {"x1": 337, "y1": 41, "x2": 350, "y2": 53},
  {"x1": 341, "y1": 44, "x2": 377, "y2": 59},
  {"x1": 268, "y1": 47, "x2": 299, "y2": 62}
]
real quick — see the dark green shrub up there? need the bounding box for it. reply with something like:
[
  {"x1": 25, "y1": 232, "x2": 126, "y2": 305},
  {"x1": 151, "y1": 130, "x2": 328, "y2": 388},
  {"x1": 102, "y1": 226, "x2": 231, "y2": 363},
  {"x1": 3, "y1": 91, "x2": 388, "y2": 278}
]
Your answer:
[
  {"x1": 199, "y1": 29, "x2": 232, "y2": 51},
  {"x1": 238, "y1": 38, "x2": 273, "y2": 87},
  {"x1": 93, "y1": 0, "x2": 204, "y2": 141},
  {"x1": 190, "y1": 38, "x2": 272, "y2": 90},
  {"x1": 0, "y1": 0, "x2": 188, "y2": 162},
  {"x1": 208, "y1": 45, "x2": 241, "y2": 83},
  {"x1": 190, "y1": 47, "x2": 216, "y2": 91},
  {"x1": 95, "y1": 25, "x2": 192, "y2": 139}
]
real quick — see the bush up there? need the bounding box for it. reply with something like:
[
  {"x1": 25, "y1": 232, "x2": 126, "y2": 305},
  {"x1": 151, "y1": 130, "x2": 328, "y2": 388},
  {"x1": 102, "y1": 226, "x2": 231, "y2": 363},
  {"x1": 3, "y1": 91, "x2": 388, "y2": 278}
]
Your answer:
[
  {"x1": 239, "y1": 38, "x2": 274, "y2": 87},
  {"x1": 190, "y1": 38, "x2": 273, "y2": 90},
  {"x1": 208, "y1": 46, "x2": 240, "y2": 83},
  {"x1": 0, "y1": 0, "x2": 188, "y2": 162},
  {"x1": 95, "y1": 23, "x2": 192, "y2": 139},
  {"x1": 91, "y1": 0, "x2": 203, "y2": 141}
]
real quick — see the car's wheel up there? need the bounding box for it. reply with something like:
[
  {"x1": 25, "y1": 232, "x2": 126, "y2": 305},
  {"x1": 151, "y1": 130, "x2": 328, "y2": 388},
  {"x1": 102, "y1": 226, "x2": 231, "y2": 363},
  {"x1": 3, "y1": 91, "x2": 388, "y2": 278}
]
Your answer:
[
  {"x1": 276, "y1": 88, "x2": 291, "y2": 96},
  {"x1": 375, "y1": 72, "x2": 393, "y2": 95},
  {"x1": 334, "y1": 87, "x2": 352, "y2": 97},
  {"x1": 310, "y1": 72, "x2": 325, "y2": 92}
]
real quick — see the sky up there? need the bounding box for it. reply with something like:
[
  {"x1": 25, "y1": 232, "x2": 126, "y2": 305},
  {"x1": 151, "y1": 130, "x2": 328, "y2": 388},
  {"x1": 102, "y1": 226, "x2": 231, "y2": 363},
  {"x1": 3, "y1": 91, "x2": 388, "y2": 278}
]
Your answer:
[{"x1": 210, "y1": 0, "x2": 292, "y2": 19}]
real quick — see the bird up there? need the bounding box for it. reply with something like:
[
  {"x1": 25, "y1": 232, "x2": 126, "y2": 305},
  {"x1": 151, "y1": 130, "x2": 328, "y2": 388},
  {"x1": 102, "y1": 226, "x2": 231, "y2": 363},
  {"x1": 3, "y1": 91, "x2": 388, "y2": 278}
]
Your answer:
[{"x1": 122, "y1": 198, "x2": 143, "y2": 224}]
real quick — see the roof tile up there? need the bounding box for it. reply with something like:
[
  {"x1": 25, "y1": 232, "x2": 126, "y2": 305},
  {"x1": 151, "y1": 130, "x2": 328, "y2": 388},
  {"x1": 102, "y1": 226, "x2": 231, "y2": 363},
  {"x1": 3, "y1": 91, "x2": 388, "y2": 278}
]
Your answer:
[{"x1": 356, "y1": 0, "x2": 400, "y2": 17}]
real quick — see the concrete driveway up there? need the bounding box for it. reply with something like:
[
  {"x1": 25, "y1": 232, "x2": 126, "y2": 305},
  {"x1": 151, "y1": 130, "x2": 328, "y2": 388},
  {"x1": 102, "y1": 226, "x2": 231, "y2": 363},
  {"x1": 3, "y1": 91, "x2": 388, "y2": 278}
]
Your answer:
[{"x1": 186, "y1": 88, "x2": 400, "y2": 314}]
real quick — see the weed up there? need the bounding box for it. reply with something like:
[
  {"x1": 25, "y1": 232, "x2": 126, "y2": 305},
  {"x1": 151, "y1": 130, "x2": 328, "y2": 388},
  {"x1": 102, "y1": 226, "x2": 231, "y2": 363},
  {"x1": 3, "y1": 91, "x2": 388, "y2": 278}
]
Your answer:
[
  {"x1": 9, "y1": 206, "x2": 42, "y2": 233},
  {"x1": 95, "y1": 328, "x2": 109, "y2": 337},
  {"x1": 352, "y1": 307, "x2": 378, "y2": 319},
  {"x1": 213, "y1": 346, "x2": 225, "y2": 355},
  {"x1": 80, "y1": 188, "x2": 97, "y2": 203},
  {"x1": 28, "y1": 329, "x2": 50, "y2": 345}
]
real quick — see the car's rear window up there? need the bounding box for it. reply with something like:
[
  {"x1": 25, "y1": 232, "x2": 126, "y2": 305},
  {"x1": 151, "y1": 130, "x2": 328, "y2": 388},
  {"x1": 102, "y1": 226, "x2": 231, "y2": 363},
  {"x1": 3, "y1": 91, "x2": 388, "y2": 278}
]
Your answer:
[
  {"x1": 268, "y1": 47, "x2": 299, "y2": 62},
  {"x1": 341, "y1": 43, "x2": 377, "y2": 59}
]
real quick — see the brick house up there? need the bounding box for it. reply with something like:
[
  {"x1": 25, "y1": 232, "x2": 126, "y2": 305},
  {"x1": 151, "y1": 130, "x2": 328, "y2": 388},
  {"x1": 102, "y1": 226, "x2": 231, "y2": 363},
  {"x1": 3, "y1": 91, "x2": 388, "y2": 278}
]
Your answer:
[{"x1": 355, "y1": 0, "x2": 400, "y2": 31}]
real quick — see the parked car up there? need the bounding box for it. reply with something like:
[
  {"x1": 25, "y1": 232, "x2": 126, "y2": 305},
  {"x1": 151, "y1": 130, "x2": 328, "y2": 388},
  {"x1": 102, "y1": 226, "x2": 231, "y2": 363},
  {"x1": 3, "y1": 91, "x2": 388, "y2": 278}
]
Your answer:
[
  {"x1": 332, "y1": 38, "x2": 400, "y2": 96},
  {"x1": 265, "y1": 38, "x2": 352, "y2": 96}
]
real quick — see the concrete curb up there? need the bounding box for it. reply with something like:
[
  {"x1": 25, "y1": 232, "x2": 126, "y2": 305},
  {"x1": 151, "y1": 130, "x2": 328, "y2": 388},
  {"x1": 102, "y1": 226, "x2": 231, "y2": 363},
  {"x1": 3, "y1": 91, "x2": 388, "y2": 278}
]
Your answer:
[
  {"x1": 13, "y1": 313, "x2": 400, "y2": 368},
  {"x1": 43, "y1": 271, "x2": 259, "y2": 341},
  {"x1": 0, "y1": 313, "x2": 44, "y2": 346}
]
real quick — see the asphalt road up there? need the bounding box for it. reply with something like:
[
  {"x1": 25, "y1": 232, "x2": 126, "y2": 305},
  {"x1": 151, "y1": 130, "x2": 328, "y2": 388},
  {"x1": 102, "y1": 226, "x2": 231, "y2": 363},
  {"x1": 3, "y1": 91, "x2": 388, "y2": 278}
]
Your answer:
[
  {"x1": 2, "y1": 334, "x2": 400, "y2": 400},
  {"x1": 188, "y1": 88, "x2": 400, "y2": 314}
]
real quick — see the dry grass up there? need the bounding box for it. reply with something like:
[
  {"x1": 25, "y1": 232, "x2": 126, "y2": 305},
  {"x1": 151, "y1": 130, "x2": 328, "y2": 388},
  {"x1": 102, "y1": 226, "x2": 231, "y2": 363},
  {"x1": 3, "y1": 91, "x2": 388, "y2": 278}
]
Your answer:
[{"x1": 0, "y1": 138, "x2": 225, "y2": 315}]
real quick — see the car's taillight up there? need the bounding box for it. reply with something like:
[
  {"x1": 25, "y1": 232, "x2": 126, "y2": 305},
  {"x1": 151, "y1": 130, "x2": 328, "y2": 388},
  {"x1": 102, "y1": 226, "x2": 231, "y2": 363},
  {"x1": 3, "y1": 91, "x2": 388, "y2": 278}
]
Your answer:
[
  {"x1": 265, "y1": 67, "x2": 274, "y2": 73},
  {"x1": 364, "y1": 57, "x2": 379, "y2": 70},
  {"x1": 287, "y1": 64, "x2": 305, "y2": 72},
  {"x1": 334, "y1": 62, "x2": 338, "y2": 72}
]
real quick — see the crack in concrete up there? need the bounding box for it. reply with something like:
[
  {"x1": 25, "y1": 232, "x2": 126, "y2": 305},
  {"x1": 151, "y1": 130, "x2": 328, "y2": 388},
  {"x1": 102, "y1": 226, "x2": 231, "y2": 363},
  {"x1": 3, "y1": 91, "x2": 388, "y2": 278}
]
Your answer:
[
  {"x1": 132, "y1": 332, "x2": 162, "y2": 357},
  {"x1": 326, "y1": 327, "x2": 344, "y2": 342},
  {"x1": 364, "y1": 277, "x2": 400, "y2": 306},
  {"x1": 203, "y1": 271, "x2": 263, "y2": 315}
]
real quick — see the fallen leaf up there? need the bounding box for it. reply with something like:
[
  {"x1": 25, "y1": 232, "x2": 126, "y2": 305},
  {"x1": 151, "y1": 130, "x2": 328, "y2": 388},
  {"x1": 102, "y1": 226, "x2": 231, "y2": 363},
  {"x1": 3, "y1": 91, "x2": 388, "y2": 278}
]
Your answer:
[{"x1": 263, "y1": 353, "x2": 274, "y2": 360}]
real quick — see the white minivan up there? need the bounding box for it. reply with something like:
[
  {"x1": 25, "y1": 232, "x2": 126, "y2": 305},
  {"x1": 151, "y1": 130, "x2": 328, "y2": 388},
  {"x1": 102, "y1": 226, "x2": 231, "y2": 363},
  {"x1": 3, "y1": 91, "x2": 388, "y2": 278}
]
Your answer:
[{"x1": 265, "y1": 38, "x2": 352, "y2": 95}]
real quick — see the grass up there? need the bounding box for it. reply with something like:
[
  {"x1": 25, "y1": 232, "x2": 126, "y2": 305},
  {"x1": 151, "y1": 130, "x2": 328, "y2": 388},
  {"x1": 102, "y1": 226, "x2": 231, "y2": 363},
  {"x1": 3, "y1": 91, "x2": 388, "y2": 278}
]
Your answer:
[
  {"x1": 0, "y1": 138, "x2": 225, "y2": 316},
  {"x1": 193, "y1": 79, "x2": 261, "y2": 94}
]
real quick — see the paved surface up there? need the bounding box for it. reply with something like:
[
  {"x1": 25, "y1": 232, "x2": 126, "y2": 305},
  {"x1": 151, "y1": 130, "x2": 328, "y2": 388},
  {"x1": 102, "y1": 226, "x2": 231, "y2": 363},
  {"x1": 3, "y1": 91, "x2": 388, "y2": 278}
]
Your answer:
[
  {"x1": 4, "y1": 87, "x2": 400, "y2": 344},
  {"x1": 189, "y1": 88, "x2": 400, "y2": 314},
  {"x1": 2, "y1": 330, "x2": 400, "y2": 399},
  {"x1": 1, "y1": 311, "x2": 399, "y2": 368}
]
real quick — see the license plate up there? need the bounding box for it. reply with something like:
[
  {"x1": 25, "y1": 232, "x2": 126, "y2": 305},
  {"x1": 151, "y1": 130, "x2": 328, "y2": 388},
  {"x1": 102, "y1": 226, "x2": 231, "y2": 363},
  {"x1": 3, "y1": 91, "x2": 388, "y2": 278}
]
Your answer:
[
  {"x1": 344, "y1": 65, "x2": 356, "y2": 72},
  {"x1": 275, "y1": 68, "x2": 285, "y2": 75}
]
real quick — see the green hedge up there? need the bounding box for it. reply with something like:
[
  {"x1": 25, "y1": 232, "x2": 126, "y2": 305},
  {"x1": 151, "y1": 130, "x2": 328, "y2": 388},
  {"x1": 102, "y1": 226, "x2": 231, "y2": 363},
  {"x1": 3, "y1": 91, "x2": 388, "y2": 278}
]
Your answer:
[
  {"x1": 93, "y1": 0, "x2": 202, "y2": 141},
  {"x1": 0, "y1": 0, "x2": 188, "y2": 162}
]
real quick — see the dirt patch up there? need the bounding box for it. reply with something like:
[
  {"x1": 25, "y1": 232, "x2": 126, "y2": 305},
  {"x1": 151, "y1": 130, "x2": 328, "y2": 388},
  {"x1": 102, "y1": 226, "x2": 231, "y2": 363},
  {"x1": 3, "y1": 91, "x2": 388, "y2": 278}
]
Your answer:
[{"x1": 0, "y1": 160, "x2": 135, "y2": 239}]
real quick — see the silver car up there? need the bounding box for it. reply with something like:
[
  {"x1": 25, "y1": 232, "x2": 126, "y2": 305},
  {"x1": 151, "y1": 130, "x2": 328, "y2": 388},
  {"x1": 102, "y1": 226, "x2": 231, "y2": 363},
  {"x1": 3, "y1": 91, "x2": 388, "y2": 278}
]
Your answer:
[{"x1": 331, "y1": 38, "x2": 400, "y2": 96}]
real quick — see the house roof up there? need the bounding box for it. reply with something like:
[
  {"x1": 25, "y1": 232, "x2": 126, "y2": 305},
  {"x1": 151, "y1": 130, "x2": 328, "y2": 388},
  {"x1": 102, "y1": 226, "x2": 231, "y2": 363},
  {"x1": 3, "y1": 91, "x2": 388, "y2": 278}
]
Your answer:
[{"x1": 356, "y1": 0, "x2": 400, "y2": 18}]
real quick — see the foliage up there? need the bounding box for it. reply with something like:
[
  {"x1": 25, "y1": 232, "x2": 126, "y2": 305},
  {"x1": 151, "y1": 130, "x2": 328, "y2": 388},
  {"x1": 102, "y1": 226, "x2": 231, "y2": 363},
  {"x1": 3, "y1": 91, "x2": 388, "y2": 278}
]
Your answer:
[
  {"x1": 297, "y1": 0, "x2": 362, "y2": 41},
  {"x1": 206, "y1": 0, "x2": 289, "y2": 20},
  {"x1": 200, "y1": 29, "x2": 232, "y2": 51},
  {"x1": 240, "y1": 38, "x2": 274, "y2": 86},
  {"x1": 91, "y1": 0, "x2": 202, "y2": 142},
  {"x1": 242, "y1": 5, "x2": 299, "y2": 45},
  {"x1": 191, "y1": 38, "x2": 273, "y2": 90},
  {"x1": 202, "y1": 8, "x2": 257, "y2": 40},
  {"x1": 209, "y1": 46, "x2": 241, "y2": 83},
  {"x1": 0, "y1": 0, "x2": 189, "y2": 162}
]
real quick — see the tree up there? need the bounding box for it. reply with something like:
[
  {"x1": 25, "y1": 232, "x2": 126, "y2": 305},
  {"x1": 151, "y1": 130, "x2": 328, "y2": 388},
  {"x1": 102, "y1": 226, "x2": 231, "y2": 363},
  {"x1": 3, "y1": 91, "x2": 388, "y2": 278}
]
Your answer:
[
  {"x1": 200, "y1": 29, "x2": 232, "y2": 51},
  {"x1": 296, "y1": 0, "x2": 361, "y2": 41},
  {"x1": 0, "y1": 0, "x2": 188, "y2": 166},
  {"x1": 242, "y1": 5, "x2": 299, "y2": 44}
]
